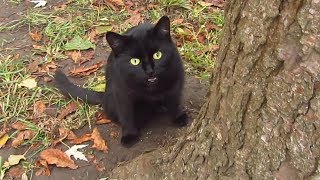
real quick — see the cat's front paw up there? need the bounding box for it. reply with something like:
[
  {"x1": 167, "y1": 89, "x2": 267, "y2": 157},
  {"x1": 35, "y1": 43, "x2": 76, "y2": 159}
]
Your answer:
[
  {"x1": 121, "y1": 134, "x2": 139, "y2": 147},
  {"x1": 172, "y1": 112, "x2": 188, "y2": 127}
]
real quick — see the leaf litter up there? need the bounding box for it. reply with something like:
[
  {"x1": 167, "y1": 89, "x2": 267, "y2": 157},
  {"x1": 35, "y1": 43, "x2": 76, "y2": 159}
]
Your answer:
[
  {"x1": 69, "y1": 61, "x2": 104, "y2": 77},
  {"x1": 39, "y1": 149, "x2": 78, "y2": 169},
  {"x1": 65, "y1": 144, "x2": 89, "y2": 161},
  {"x1": 57, "y1": 101, "x2": 78, "y2": 120},
  {"x1": 11, "y1": 130, "x2": 36, "y2": 148}
]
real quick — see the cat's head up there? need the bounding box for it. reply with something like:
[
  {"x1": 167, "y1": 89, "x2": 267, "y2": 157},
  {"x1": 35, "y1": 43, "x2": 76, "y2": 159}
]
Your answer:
[{"x1": 105, "y1": 16, "x2": 182, "y2": 91}]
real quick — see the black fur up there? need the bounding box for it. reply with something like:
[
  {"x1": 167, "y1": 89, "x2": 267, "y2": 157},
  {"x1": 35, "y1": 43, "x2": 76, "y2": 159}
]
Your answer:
[{"x1": 54, "y1": 16, "x2": 187, "y2": 146}]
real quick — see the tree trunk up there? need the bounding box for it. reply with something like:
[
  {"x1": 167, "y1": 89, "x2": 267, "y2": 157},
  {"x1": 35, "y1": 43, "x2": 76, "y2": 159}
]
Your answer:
[{"x1": 110, "y1": 0, "x2": 320, "y2": 179}]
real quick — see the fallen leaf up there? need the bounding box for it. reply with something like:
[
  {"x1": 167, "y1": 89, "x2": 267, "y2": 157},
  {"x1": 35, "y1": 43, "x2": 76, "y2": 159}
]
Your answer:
[
  {"x1": 67, "y1": 51, "x2": 82, "y2": 63},
  {"x1": 40, "y1": 149, "x2": 78, "y2": 169},
  {"x1": 125, "y1": 13, "x2": 143, "y2": 26},
  {"x1": 53, "y1": 128, "x2": 77, "y2": 146},
  {"x1": 57, "y1": 102, "x2": 78, "y2": 120},
  {"x1": 11, "y1": 122, "x2": 27, "y2": 130},
  {"x1": 35, "y1": 159, "x2": 51, "y2": 176},
  {"x1": 86, "y1": 29, "x2": 97, "y2": 42},
  {"x1": 172, "y1": 18, "x2": 184, "y2": 26},
  {"x1": 0, "y1": 123, "x2": 9, "y2": 137},
  {"x1": 198, "y1": 1, "x2": 213, "y2": 6},
  {"x1": 106, "y1": 0, "x2": 124, "y2": 6},
  {"x1": 4, "y1": 155, "x2": 26, "y2": 167},
  {"x1": 197, "y1": 32, "x2": 206, "y2": 44},
  {"x1": 64, "y1": 35, "x2": 96, "y2": 50},
  {"x1": 27, "y1": 60, "x2": 41, "y2": 73},
  {"x1": 30, "y1": 0, "x2": 47, "y2": 8},
  {"x1": 34, "y1": 100, "x2": 46, "y2": 118},
  {"x1": 66, "y1": 50, "x2": 95, "y2": 64},
  {"x1": 65, "y1": 144, "x2": 89, "y2": 161},
  {"x1": 80, "y1": 50, "x2": 95, "y2": 64},
  {"x1": 0, "y1": 134, "x2": 9, "y2": 148},
  {"x1": 32, "y1": 45, "x2": 44, "y2": 50},
  {"x1": 12, "y1": 130, "x2": 36, "y2": 148},
  {"x1": 19, "y1": 78, "x2": 37, "y2": 89},
  {"x1": 7, "y1": 166, "x2": 24, "y2": 179},
  {"x1": 29, "y1": 31, "x2": 42, "y2": 42},
  {"x1": 71, "y1": 134, "x2": 92, "y2": 144},
  {"x1": 43, "y1": 76, "x2": 52, "y2": 82},
  {"x1": 210, "y1": 44, "x2": 220, "y2": 53},
  {"x1": 95, "y1": 111, "x2": 111, "y2": 124},
  {"x1": 69, "y1": 61, "x2": 104, "y2": 77},
  {"x1": 21, "y1": 172, "x2": 28, "y2": 180},
  {"x1": 91, "y1": 128, "x2": 108, "y2": 151},
  {"x1": 60, "y1": 128, "x2": 77, "y2": 140}
]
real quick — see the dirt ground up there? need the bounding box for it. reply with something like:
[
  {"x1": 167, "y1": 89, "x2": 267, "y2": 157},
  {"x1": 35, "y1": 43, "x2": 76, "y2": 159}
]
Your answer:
[{"x1": 0, "y1": 1, "x2": 208, "y2": 179}]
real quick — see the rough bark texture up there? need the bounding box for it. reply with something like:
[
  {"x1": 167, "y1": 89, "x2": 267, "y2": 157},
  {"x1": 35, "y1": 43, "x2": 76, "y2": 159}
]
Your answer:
[{"x1": 110, "y1": 0, "x2": 320, "y2": 179}]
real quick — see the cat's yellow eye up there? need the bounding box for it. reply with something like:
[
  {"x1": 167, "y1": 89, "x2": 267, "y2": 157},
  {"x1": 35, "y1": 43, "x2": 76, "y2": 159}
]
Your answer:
[
  {"x1": 153, "y1": 51, "x2": 162, "y2": 60},
  {"x1": 130, "y1": 58, "x2": 140, "y2": 65}
]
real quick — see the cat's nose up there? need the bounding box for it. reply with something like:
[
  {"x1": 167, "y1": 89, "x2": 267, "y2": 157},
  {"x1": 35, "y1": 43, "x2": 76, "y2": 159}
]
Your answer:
[{"x1": 146, "y1": 66, "x2": 155, "y2": 76}]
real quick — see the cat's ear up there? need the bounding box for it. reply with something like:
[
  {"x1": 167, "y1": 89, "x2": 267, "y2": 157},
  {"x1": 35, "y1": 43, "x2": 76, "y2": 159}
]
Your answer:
[
  {"x1": 106, "y1": 31, "x2": 125, "y2": 54},
  {"x1": 154, "y1": 16, "x2": 170, "y2": 37}
]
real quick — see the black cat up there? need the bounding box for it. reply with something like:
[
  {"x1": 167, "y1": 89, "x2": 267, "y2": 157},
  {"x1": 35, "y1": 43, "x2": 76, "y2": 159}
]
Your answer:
[{"x1": 54, "y1": 16, "x2": 187, "y2": 146}]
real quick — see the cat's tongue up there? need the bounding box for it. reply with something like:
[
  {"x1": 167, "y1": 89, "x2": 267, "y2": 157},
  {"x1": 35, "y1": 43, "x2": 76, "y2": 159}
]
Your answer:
[{"x1": 147, "y1": 76, "x2": 157, "y2": 83}]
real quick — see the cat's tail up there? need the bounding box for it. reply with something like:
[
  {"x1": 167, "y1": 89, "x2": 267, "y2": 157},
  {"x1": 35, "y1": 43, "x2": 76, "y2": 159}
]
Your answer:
[{"x1": 54, "y1": 70, "x2": 104, "y2": 105}]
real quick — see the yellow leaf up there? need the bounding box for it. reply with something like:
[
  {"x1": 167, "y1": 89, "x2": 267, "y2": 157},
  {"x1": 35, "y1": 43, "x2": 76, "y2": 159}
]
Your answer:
[
  {"x1": 0, "y1": 134, "x2": 9, "y2": 148},
  {"x1": 4, "y1": 155, "x2": 26, "y2": 167},
  {"x1": 19, "y1": 78, "x2": 37, "y2": 89}
]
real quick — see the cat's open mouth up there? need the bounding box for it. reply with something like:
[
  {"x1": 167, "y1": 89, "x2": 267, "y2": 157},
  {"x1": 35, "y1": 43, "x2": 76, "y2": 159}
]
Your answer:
[{"x1": 147, "y1": 76, "x2": 158, "y2": 83}]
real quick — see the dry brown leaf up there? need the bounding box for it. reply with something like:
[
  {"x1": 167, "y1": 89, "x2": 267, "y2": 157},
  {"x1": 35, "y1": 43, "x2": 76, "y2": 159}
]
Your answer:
[
  {"x1": 27, "y1": 60, "x2": 41, "y2": 73},
  {"x1": 38, "y1": 62, "x2": 57, "y2": 73},
  {"x1": 43, "y1": 77, "x2": 52, "y2": 82},
  {"x1": 67, "y1": 51, "x2": 82, "y2": 63},
  {"x1": 35, "y1": 159, "x2": 51, "y2": 176},
  {"x1": 40, "y1": 149, "x2": 78, "y2": 169},
  {"x1": 53, "y1": 128, "x2": 77, "y2": 146},
  {"x1": 0, "y1": 123, "x2": 9, "y2": 139},
  {"x1": 12, "y1": 130, "x2": 36, "y2": 148},
  {"x1": 66, "y1": 50, "x2": 95, "y2": 64},
  {"x1": 71, "y1": 134, "x2": 92, "y2": 144},
  {"x1": 172, "y1": 18, "x2": 184, "y2": 25},
  {"x1": 86, "y1": 29, "x2": 97, "y2": 42},
  {"x1": 81, "y1": 50, "x2": 95, "y2": 64},
  {"x1": 197, "y1": 32, "x2": 206, "y2": 44},
  {"x1": 69, "y1": 61, "x2": 104, "y2": 77},
  {"x1": 106, "y1": 0, "x2": 124, "y2": 6},
  {"x1": 29, "y1": 31, "x2": 42, "y2": 42},
  {"x1": 7, "y1": 166, "x2": 24, "y2": 179},
  {"x1": 32, "y1": 45, "x2": 44, "y2": 50},
  {"x1": 96, "y1": 118, "x2": 112, "y2": 125},
  {"x1": 210, "y1": 44, "x2": 220, "y2": 53},
  {"x1": 91, "y1": 128, "x2": 108, "y2": 151},
  {"x1": 34, "y1": 100, "x2": 46, "y2": 118},
  {"x1": 125, "y1": 13, "x2": 143, "y2": 26},
  {"x1": 57, "y1": 102, "x2": 78, "y2": 120},
  {"x1": 11, "y1": 122, "x2": 27, "y2": 131},
  {"x1": 96, "y1": 111, "x2": 112, "y2": 125}
]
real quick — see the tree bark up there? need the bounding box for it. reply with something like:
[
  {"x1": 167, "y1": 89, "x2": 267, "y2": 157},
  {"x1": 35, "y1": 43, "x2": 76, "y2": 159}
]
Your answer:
[{"x1": 110, "y1": 0, "x2": 320, "y2": 179}]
